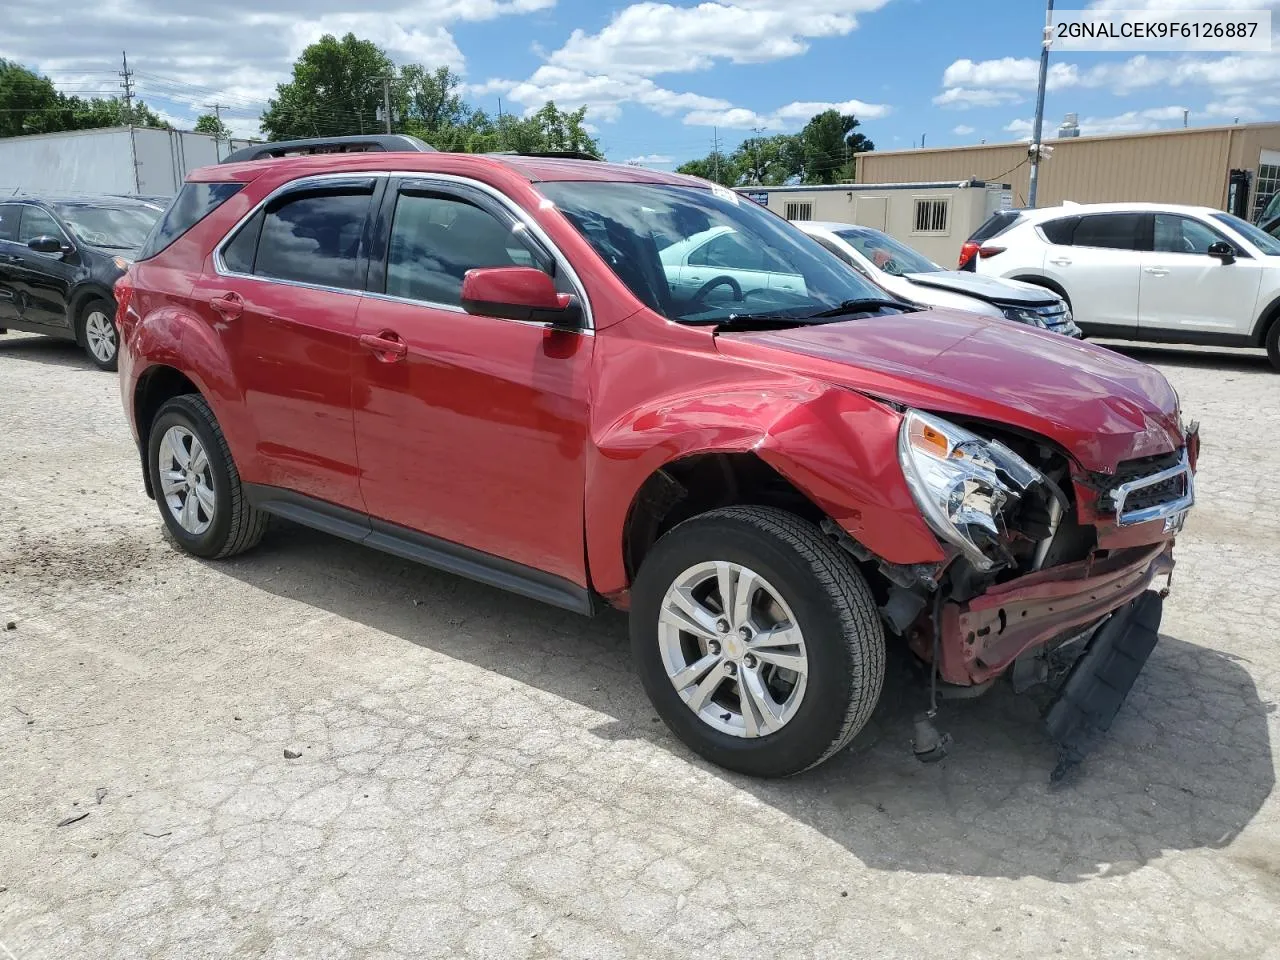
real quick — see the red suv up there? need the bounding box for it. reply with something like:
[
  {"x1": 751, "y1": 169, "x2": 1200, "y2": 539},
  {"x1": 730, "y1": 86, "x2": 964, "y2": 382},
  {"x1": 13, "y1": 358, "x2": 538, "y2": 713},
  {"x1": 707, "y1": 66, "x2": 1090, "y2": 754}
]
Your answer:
[{"x1": 117, "y1": 139, "x2": 1198, "y2": 778}]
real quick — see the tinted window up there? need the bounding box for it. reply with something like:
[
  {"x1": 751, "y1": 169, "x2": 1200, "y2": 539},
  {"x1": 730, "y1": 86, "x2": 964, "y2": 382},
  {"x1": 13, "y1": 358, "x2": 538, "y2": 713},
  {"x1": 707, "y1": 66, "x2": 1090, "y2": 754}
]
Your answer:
[
  {"x1": 1153, "y1": 214, "x2": 1228, "y2": 255},
  {"x1": 140, "y1": 181, "x2": 243, "y2": 260},
  {"x1": 255, "y1": 189, "x2": 371, "y2": 291},
  {"x1": 1212, "y1": 212, "x2": 1280, "y2": 256},
  {"x1": 1072, "y1": 213, "x2": 1145, "y2": 251},
  {"x1": 0, "y1": 204, "x2": 18, "y2": 242},
  {"x1": 18, "y1": 206, "x2": 63, "y2": 243},
  {"x1": 1039, "y1": 217, "x2": 1079, "y2": 245},
  {"x1": 834, "y1": 227, "x2": 939, "y2": 275},
  {"x1": 385, "y1": 192, "x2": 540, "y2": 306},
  {"x1": 810, "y1": 235, "x2": 855, "y2": 265},
  {"x1": 221, "y1": 209, "x2": 264, "y2": 274},
  {"x1": 967, "y1": 210, "x2": 1023, "y2": 243}
]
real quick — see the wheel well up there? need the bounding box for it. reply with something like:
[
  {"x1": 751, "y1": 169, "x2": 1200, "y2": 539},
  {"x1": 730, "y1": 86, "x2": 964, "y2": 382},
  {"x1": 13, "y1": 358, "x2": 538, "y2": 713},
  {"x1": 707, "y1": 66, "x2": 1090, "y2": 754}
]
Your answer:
[
  {"x1": 134, "y1": 365, "x2": 200, "y2": 446},
  {"x1": 622, "y1": 452, "x2": 826, "y2": 581},
  {"x1": 1010, "y1": 274, "x2": 1070, "y2": 309},
  {"x1": 1254, "y1": 296, "x2": 1280, "y2": 348},
  {"x1": 69, "y1": 285, "x2": 114, "y2": 333}
]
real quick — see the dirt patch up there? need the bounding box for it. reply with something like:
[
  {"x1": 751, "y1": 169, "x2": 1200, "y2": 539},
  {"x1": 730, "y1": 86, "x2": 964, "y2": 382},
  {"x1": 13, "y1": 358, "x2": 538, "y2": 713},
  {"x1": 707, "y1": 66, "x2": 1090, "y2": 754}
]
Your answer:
[{"x1": 0, "y1": 527, "x2": 163, "y2": 589}]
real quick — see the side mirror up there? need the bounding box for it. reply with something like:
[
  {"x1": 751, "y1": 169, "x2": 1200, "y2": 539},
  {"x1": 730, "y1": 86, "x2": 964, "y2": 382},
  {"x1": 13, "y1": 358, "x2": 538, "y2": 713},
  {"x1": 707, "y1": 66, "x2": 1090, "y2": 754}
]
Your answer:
[
  {"x1": 1207, "y1": 240, "x2": 1236, "y2": 264},
  {"x1": 460, "y1": 266, "x2": 583, "y2": 328},
  {"x1": 27, "y1": 235, "x2": 67, "y2": 256}
]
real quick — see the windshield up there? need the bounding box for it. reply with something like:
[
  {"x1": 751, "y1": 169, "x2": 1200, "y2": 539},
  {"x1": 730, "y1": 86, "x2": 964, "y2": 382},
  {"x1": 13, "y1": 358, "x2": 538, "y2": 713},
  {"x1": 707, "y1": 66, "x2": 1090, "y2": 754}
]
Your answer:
[
  {"x1": 834, "y1": 227, "x2": 940, "y2": 275},
  {"x1": 537, "y1": 181, "x2": 902, "y2": 325},
  {"x1": 55, "y1": 204, "x2": 160, "y2": 250},
  {"x1": 1212, "y1": 212, "x2": 1280, "y2": 255}
]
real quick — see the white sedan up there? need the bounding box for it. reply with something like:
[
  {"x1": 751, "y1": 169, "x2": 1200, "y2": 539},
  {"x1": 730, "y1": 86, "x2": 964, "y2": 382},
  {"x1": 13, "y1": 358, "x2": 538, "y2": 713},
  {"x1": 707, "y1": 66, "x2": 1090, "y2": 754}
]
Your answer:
[{"x1": 794, "y1": 221, "x2": 1080, "y2": 337}]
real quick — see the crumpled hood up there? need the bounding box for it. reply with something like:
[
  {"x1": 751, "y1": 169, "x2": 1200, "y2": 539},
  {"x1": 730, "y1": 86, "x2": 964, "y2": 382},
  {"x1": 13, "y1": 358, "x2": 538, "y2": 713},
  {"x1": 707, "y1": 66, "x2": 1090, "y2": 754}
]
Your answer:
[
  {"x1": 903, "y1": 271, "x2": 1061, "y2": 306},
  {"x1": 723, "y1": 310, "x2": 1182, "y2": 472}
]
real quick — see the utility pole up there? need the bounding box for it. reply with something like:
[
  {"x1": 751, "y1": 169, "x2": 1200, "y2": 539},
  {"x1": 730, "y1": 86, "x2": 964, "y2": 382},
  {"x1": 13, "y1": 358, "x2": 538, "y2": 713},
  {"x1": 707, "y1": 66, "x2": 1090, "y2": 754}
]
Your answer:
[
  {"x1": 203, "y1": 102, "x2": 228, "y2": 160},
  {"x1": 1028, "y1": 0, "x2": 1055, "y2": 208},
  {"x1": 1183, "y1": 109, "x2": 1190, "y2": 128},
  {"x1": 118, "y1": 50, "x2": 135, "y2": 125},
  {"x1": 382, "y1": 77, "x2": 393, "y2": 134},
  {"x1": 750, "y1": 126, "x2": 765, "y2": 184},
  {"x1": 712, "y1": 126, "x2": 722, "y2": 182}
]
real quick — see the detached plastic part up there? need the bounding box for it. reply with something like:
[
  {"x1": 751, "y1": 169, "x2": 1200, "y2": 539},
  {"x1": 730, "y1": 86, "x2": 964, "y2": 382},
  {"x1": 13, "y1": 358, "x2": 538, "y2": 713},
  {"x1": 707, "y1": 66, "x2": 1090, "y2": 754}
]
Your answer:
[
  {"x1": 911, "y1": 713, "x2": 952, "y2": 763},
  {"x1": 1044, "y1": 590, "x2": 1163, "y2": 783}
]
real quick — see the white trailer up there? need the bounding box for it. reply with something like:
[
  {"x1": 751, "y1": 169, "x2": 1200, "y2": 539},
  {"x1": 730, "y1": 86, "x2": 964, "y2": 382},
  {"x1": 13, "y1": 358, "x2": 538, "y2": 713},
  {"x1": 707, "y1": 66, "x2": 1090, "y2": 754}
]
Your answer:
[{"x1": 0, "y1": 126, "x2": 255, "y2": 198}]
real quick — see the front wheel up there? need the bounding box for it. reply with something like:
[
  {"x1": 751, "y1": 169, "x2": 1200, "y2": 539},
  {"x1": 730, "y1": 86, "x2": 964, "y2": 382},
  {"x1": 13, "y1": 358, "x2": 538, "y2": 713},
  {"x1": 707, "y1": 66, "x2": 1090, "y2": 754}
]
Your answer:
[
  {"x1": 78, "y1": 297, "x2": 119, "y2": 371},
  {"x1": 1266, "y1": 318, "x2": 1280, "y2": 372},
  {"x1": 630, "y1": 506, "x2": 885, "y2": 777}
]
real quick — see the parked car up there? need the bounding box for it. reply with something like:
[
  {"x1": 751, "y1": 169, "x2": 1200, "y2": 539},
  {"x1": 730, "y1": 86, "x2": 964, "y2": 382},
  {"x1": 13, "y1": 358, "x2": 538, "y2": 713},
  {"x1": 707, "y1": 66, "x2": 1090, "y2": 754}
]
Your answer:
[
  {"x1": 969, "y1": 201, "x2": 1280, "y2": 369},
  {"x1": 116, "y1": 142, "x2": 1198, "y2": 778},
  {"x1": 0, "y1": 195, "x2": 161, "y2": 370},
  {"x1": 796, "y1": 221, "x2": 1080, "y2": 337}
]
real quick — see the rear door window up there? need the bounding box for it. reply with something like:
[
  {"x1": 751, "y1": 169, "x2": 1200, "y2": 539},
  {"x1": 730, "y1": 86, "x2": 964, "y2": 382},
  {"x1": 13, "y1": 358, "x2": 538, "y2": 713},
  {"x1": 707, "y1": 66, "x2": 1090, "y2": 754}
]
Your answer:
[
  {"x1": 1071, "y1": 213, "x2": 1147, "y2": 251},
  {"x1": 140, "y1": 181, "x2": 244, "y2": 260},
  {"x1": 253, "y1": 187, "x2": 374, "y2": 291}
]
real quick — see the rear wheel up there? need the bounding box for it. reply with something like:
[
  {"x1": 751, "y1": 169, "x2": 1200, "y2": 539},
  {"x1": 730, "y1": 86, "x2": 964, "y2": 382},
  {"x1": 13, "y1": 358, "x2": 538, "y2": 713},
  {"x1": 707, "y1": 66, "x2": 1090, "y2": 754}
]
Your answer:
[
  {"x1": 78, "y1": 297, "x2": 119, "y2": 371},
  {"x1": 630, "y1": 506, "x2": 885, "y2": 777},
  {"x1": 146, "y1": 394, "x2": 266, "y2": 558}
]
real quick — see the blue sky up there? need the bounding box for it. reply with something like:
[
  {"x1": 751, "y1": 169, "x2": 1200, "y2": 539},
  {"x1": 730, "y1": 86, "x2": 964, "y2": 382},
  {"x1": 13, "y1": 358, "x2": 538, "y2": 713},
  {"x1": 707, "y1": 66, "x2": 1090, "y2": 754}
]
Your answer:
[{"x1": 5, "y1": 0, "x2": 1279, "y2": 165}]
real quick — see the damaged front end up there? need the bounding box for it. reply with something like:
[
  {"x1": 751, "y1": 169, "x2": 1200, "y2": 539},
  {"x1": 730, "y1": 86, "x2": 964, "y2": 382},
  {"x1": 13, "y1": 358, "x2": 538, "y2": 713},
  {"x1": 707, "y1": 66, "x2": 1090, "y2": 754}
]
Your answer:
[{"x1": 833, "y1": 408, "x2": 1198, "y2": 776}]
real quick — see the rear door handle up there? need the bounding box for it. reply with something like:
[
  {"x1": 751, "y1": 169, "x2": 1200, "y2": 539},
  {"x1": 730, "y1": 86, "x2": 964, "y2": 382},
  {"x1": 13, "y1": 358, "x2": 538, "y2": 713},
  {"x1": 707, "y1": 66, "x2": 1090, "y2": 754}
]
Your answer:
[
  {"x1": 209, "y1": 291, "x2": 243, "y2": 321},
  {"x1": 360, "y1": 330, "x2": 408, "y2": 362},
  {"x1": 1143, "y1": 266, "x2": 1169, "y2": 276},
  {"x1": 1049, "y1": 257, "x2": 1072, "y2": 267}
]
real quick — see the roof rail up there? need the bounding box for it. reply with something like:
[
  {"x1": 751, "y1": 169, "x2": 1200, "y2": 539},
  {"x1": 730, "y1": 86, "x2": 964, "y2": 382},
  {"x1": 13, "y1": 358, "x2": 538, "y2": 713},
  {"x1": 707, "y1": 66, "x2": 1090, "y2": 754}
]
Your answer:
[
  {"x1": 486, "y1": 150, "x2": 602, "y2": 162},
  {"x1": 221, "y1": 134, "x2": 435, "y2": 164}
]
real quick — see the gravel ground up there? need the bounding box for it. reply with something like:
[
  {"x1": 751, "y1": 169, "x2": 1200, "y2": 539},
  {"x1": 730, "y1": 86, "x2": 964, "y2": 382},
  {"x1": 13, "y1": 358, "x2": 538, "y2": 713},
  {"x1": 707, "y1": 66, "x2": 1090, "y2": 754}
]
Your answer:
[{"x1": 1, "y1": 331, "x2": 1277, "y2": 960}]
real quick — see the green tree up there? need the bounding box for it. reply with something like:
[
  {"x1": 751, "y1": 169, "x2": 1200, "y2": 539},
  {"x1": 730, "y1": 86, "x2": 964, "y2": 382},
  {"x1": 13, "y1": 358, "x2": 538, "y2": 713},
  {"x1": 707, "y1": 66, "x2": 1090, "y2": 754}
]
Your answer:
[
  {"x1": 732, "y1": 133, "x2": 803, "y2": 186},
  {"x1": 0, "y1": 59, "x2": 62, "y2": 137},
  {"x1": 798, "y1": 109, "x2": 874, "y2": 184},
  {"x1": 194, "y1": 113, "x2": 231, "y2": 140},
  {"x1": 260, "y1": 33, "x2": 395, "y2": 140},
  {"x1": 397, "y1": 64, "x2": 474, "y2": 150},
  {"x1": 675, "y1": 151, "x2": 737, "y2": 186}
]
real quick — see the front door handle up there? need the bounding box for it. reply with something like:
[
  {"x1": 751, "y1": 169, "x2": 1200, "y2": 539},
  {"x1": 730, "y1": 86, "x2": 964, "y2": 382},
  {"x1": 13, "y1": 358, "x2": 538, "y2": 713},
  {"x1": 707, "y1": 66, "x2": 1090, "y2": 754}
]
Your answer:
[
  {"x1": 1143, "y1": 266, "x2": 1169, "y2": 276},
  {"x1": 209, "y1": 291, "x2": 243, "y2": 321},
  {"x1": 360, "y1": 330, "x2": 408, "y2": 362},
  {"x1": 1049, "y1": 257, "x2": 1072, "y2": 267},
  {"x1": 0, "y1": 254, "x2": 21, "y2": 263}
]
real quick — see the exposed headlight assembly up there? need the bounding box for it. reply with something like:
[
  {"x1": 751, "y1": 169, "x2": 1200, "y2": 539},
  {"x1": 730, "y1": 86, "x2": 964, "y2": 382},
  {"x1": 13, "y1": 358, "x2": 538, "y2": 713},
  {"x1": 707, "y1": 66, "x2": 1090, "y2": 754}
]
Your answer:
[
  {"x1": 898, "y1": 410, "x2": 1046, "y2": 571},
  {"x1": 1001, "y1": 305, "x2": 1050, "y2": 328}
]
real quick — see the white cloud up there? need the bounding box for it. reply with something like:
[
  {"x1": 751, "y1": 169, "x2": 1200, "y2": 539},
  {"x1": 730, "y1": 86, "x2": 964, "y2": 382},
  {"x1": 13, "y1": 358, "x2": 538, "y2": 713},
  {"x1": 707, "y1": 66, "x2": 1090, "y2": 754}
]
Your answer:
[
  {"x1": 0, "y1": 0, "x2": 557, "y2": 134},
  {"x1": 548, "y1": 0, "x2": 893, "y2": 76},
  {"x1": 952, "y1": 124, "x2": 975, "y2": 135},
  {"x1": 933, "y1": 87, "x2": 1022, "y2": 109},
  {"x1": 941, "y1": 57, "x2": 1080, "y2": 91},
  {"x1": 624, "y1": 153, "x2": 674, "y2": 165},
  {"x1": 683, "y1": 97, "x2": 890, "y2": 129},
  {"x1": 1004, "y1": 118, "x2": 1033, "y2": 139},
  {"x1": 485, "y1": 65, "x2": 734, "y2": 123}
]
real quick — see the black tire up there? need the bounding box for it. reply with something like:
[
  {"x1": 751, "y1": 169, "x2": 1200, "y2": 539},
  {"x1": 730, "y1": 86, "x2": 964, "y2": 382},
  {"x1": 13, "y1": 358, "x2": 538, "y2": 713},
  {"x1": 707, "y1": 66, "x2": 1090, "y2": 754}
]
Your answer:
[
  {"x1": 630, "y1": 506, "x2": 885, "y2": 777},
  {"x1": 1266, "y1": 318, "x2": 1280, "y2": 372},
  {"x1": 77, "y1": 297, "x2": 119, "y2": 372},
  {"x1": 146, "y1": 394, "x2": 266, "y2": 559}
]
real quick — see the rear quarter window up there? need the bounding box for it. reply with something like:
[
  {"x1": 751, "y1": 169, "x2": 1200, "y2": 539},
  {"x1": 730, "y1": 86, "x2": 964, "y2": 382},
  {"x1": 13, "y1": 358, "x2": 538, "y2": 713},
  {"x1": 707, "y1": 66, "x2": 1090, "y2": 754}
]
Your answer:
[
  {"x1": 139, "y1": 181, "x2": 244, "y2": 260},
  {"x1": 1039, "y1": 216, "x2": 1080, "y2": 245}
]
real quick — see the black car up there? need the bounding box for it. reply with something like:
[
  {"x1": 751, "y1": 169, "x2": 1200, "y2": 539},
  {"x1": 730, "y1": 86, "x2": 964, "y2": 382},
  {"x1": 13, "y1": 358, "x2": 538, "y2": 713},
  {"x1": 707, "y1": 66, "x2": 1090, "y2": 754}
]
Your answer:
[{"x1": 0, "y1": 196, "x2": 162, "y2": 370}]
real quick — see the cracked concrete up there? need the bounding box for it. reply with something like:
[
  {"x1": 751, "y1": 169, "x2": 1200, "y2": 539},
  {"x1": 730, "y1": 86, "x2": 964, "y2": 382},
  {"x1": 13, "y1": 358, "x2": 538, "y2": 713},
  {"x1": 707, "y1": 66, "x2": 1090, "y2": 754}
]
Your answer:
[{"x1": 1, "y1": 332, "x2": 1278, "y2": 959}]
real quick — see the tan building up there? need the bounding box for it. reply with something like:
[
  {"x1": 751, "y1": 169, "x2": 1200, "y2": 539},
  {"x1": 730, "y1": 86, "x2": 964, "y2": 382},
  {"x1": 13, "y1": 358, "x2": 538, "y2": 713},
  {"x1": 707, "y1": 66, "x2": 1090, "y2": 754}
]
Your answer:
[
  {"x1": 735, "y1": 180, "x2": 1012, "y2": 263},
  {"x1": 855, "y1": 121, "x2": 1280, "y2": 219}
]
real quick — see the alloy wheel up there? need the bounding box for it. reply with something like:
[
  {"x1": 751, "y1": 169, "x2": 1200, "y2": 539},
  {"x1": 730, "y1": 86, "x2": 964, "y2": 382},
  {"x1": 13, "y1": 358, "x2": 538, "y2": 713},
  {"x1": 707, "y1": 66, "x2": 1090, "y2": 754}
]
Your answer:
[
  {"x1": 84, "y1": 310, "x2": 117, "y2": 363},
  {"x1": 158, "y1": 425, "x2": 215, "y2": 535},
  {"x1": 657, "y1": 561, "x2": 809, "y2": 738}
]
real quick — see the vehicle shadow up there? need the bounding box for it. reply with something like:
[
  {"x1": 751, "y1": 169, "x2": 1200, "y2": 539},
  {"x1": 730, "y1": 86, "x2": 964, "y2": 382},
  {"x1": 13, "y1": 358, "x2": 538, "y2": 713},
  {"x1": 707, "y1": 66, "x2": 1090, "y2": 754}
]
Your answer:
[
  {"x1": 214, "y1": 521, "x2": 1274, "y2": 884},
  {"x1": 1097, "y1": 340, "x2": 1273, "y2": 374},
  {"x1": 0, "y1": 333, "x2": 94, "y2": 371}
]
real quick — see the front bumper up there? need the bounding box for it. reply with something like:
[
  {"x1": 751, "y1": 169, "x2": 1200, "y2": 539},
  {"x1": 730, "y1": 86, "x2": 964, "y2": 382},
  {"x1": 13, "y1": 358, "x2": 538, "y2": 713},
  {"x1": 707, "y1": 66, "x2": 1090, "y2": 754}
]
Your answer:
[{"x1": 937, "y1": 542, "x2": 1174, "y2": 685}]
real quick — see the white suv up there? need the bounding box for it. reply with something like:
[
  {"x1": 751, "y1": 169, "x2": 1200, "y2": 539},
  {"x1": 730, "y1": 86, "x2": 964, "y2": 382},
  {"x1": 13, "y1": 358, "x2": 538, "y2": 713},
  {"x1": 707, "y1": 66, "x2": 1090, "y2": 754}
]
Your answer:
[{"x1": 971, "y1": 202, "x2": 1280, "y2": 369}]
